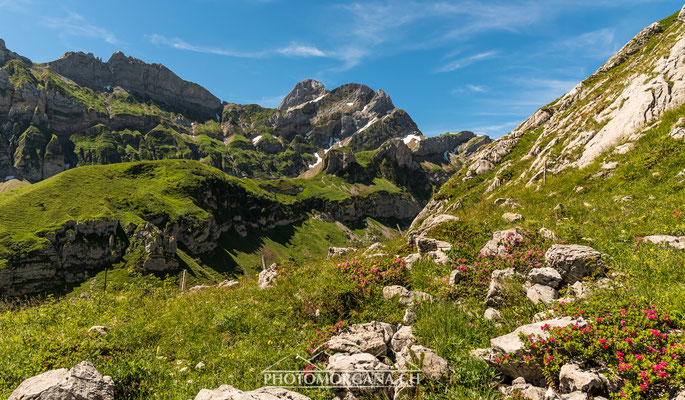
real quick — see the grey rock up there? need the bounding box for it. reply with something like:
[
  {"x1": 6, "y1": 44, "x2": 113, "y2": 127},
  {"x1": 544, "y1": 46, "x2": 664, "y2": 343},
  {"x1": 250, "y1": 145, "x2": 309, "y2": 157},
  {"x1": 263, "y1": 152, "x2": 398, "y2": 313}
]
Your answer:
[
  {"x1": 403, "y1": 306, "x2": 417, "y2": 324},
  {"x1": 382, "y1": 285, "x2": 409, "y2": 301},
  {"x1": 327, "y1": 321, "x2": 396, "y2": 356},
  {"x1": 485, "y1": 268, "x2": 519, "y2": 307},
  {"x1": 391, "y1": 326, "x2": 416, "y2": 353},
  {"x1": 484, "y1": 308, "x2": 502, "y2": 321},
  {"x1": 449, "y1": 268, "x2": 465, "y2": 285},
  {"x1": 403, "y1": 253, "x2": 421, "y2": 268},
  {"x1": 407, "y1": 213, "x2": 460, "y2": 242},
  {"x1": 560, "y1": 392, "x2": 588, "y2": 400},
  {"x1": 362, "y1": 243, "x2": 383, "y2": 256},
  {"x1": 325, "y1": 353, "x2": 389, "y2": 393},
  {"x1": 558, "y1": 363, "x2": 603, "y2": 394},
  {"x1": 194, "y1": 385, "x2": 311, "y2": 400},
  {"x1": 527, "y1": 284, "x2": 558, "y2": 304},
  {"x1": 87, "y1": 326, "x2": 108, "y2": 336},
  {"x1": 415, "y1": 237, "x2": 452, "y2": 256},
  {"x1": 502, "y1": 213, "x2": 524, "y2": 223},
  {"x1": 9, "y1": 361, "x2": 114, "y2": 400},
  {"x1": 544, "y1": 245, "x2": 602, "y2": 284},
  {"x1": 480, "y1": 228, "x2": 525, "y2": 257},
  {"x1": 218, "y1": 280, "x2": 239, "y2": 288},
  {"x1": 328, "y1": 247, "x2": 356, "y2": 259},
  {"x1": 642, "y1": 235, "x2": 685, "y2": 250},
  {"x1": 527, "y1": 267, "x2": 562, "y2": 288},
  {"x1": 485, "y1": 317, "x2": 585, "y2": 384},
  {"x1": 396, "y1": 345, "x2": 449, "y2": 380},
  {"x1": 258, "y1": 264, "x2": 278, "y2": 289}
]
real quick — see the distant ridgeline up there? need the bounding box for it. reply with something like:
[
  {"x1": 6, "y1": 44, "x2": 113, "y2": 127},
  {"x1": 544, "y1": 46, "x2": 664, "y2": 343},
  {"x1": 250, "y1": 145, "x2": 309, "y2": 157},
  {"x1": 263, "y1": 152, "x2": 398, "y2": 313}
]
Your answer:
[{"x1": 0, "y1": 41, "x2": 489, "y2": 201}]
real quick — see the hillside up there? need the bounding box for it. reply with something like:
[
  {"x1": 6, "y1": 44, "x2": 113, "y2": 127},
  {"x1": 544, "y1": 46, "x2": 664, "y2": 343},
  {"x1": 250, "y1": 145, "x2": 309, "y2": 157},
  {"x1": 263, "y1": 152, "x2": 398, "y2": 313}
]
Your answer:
[
  {"x1": 2, "y1": 5, "x2": 685, "y2": 400},
  {"x1": 0, "y1": 159, "x2": 421, "y2": 297}
]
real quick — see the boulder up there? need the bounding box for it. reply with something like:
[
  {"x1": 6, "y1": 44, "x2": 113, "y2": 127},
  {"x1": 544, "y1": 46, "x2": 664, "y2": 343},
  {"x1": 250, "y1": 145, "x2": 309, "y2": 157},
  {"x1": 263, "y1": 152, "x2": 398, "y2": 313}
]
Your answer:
[
  {"x1": 527, "y1": 267, "x2": 562, "y2": 288},
  {"x1": 561, "y1": 392, "x2": 588, "y2": 400},
  {"x1": 396, "y1": 345, "x2": 449, "y2": 379},
  {"x1": 362, "y1": 243, "x2": 383, "y2": 256},
  {"x1": 449, "y1": 267, "x2": 465, "y2": 285},
  {"x1": 9, "y1": 361, "x2": 114, "y2": 400},
  {"x1": 403, "y1": 253, "x2": 420, "y2": 268},
  {"x1": 382, "y1": 285, "x2": 409, "y2": 301},
  {"x1": 415, "y1": 237, "x2": 452, "y2": 256},
  {"x1": 500, "y1": 381, "x2": 548, "y2": 400},
  {"x1": 258, "y1": 264, "x2": 278, "y2": 289},
  {"x1": 544, "y1": 245, "x2": 602, "y2": 284},
  {"x1": 558, "y1": 363, "x2": 603, "y2": 394},
  {"x1": 485, "y1": 268, "x2": 519, "y2": 307},
  {"x1": 87, "y1": 326, "x2": 108, "y2": 336},
  {"x1": 642, "y1": 235, "x2": 685, "y2": 250},
  {"x1": 539, "y1": 227, "x2": 556, "y2": 241},
  {"x1": 601, "y1": 161, "x2": 618, "y2": 170},
  {"x1": 327, "y1": 322, "x2": 396, "y2": 356},
  {"x1": 526, "y1": 284, "x2": 558, "y2": 305},
  {"x1": 325, "y1": 353, "x2": 389, "y2": 393},
  {"x1": 408, "y1": 214, "x2": 460, "y2": 242},
  {"x1": 328, "y1": 247, "x2": 356, "y2": 259},
  {"x1": 502, "y1": 213, "x2": 524, "y2": 223},
  {"x1": 218, "y1": 280, "x2": 239, "y2": 288},
  {"x1": 424, "y1": 250, "x2": 449, "y2": 264},
  {"x1": 484, "y1": 317, "x2": 585, "y2": 384},
  {"x1": 391, "y1": 326, "x2": 416, "y2": 353},
  {"x1": 484, "y1": 308, "x2": 502, "y2": 321},
  {"x1": 403, "y1": 306, "x2": 417, "y2": 324},
  {"x1": 480, "y1": 229, "x2": 524, "y2": 257},
  {"x1": 189, "y1": 285, "x2": 212, "y2": 293},
  {"x1": 195, "y1": 385, "x2": 311, "y2": 400}
]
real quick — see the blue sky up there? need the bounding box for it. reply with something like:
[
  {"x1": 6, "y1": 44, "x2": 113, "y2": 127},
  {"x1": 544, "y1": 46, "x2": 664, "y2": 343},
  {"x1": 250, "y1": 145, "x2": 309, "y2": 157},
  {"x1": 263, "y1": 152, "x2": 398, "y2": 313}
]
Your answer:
[{"x1": 0, "y1": 0, "x2": 682, "y2": 138}]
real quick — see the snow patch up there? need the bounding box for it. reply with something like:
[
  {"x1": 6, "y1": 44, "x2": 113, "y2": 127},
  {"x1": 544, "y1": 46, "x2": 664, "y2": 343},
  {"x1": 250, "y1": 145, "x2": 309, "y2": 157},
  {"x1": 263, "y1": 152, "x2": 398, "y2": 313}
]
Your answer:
[
  {"x1": 443, "y1": 151, "x2": 451, "y2": 162},
  {"x1": 216, "y1": 113, "x2": 220, "y2": 122},
  {"x1": 386, "y1": 109, "x2": 392, "y2": 115},
  {"x1": 252, "y1": 135, "x2": 263, "y2": 145},
  {"x1": 346, "y1": 102, "x2": 354, "y2": 106},
  {"x1": 402, "y1": 134, "x2": 422, "y2": 145},
  {"x1": 356, "y1": 117, "x2": 378, "y2": 134},
  {"x1": 308, "y1": 152, "x2": 323, "y2": 169},
  {"x1": 313, "y1": 95, "x2": 326, "y2": 103},
  {"x1": 305, "y1": 131, "x2": 312, "y2": 137}
]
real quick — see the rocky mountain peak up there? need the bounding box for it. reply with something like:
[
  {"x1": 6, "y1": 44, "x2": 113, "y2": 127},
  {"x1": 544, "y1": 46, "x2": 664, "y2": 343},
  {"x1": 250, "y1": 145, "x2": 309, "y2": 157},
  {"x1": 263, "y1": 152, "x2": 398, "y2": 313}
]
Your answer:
[
  {"x1": 48, "y1": 50, "x2": 221, "y2": 119},
  {"x1": 278, "y1": 79, "x2": 330, "y2": 110},
  {"x1": 0, "y1": 38, "x2": 31, "y2": 67}
]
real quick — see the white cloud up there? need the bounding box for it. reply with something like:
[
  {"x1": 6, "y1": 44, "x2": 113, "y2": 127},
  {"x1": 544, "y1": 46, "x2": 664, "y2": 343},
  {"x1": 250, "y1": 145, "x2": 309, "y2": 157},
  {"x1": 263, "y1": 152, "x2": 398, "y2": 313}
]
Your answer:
[
  {"x1": 437, "y1": 51, "x2": 497, "y2": 73},
  {"x1": 467, "y1": 84, "x2": 486, "y2": 92},
  {"x1": 42, "y1": 12, "x2": 118, "y2": 45},
  {"x1": 560, "y1": 28, "x2": 618, "y2": 59},
  {"x1": 277, "y1": 44, "x2": 326, "y2": 57},
  {"x1": 473, "y1": 120, "x2": 521, "y2": 135},
  {"x1": 147, "y1": 34, "x2": 266, "y2": 58}
]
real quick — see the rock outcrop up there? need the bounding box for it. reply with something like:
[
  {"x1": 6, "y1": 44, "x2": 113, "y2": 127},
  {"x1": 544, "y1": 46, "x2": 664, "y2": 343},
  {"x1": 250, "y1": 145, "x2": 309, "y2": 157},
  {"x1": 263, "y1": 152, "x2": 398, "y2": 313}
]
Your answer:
[
  {"x1": 9, "y1": 361, "x2": 114, "y2": 400},
  {"x1": 195, "y1": 385, "x2": 311, "y2": 400}
]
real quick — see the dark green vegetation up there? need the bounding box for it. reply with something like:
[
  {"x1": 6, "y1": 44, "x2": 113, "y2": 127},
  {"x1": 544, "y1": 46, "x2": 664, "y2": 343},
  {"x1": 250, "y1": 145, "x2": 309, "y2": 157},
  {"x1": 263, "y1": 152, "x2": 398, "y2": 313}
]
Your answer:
[{"x1": 0, "y1": 159, "x2": 413, "y2": 272}]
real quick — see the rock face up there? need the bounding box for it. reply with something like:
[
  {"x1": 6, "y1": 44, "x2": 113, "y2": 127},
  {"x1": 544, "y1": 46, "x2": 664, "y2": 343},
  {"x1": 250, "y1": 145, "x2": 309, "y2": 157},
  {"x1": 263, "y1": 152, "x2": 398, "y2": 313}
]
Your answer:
[
  {"x1": 194, "y1": 385, "x2": 311, "y2": 400},
  {"x1": 545, "y1": 245, "x2": 602, "y2": 284},
  {"x1": 278, "y1": 79, "x2": 330, "y2": 111},
  {"x1": 48, "y1": 51, "x2": 222, "y2": 119},
  {"x1": 9, "y1": 361, "x2": 114, "y2": 400}
]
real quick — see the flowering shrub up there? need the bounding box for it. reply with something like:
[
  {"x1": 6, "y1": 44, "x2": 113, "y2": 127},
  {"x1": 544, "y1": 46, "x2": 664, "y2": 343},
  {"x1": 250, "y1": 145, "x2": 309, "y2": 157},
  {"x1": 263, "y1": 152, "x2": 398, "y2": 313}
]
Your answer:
[
  {"x1": 395, "y1": 242, "x2": 416, "y2": 257},
  {"x1": 306, "y1": 321, "x2": 345, "y2": 354},
  {"x1": 513, "y1": 299, "x2": 685, "y2": 399},
  {"x1": 426, "y1": 246, "x2": 545, "y2": 300},
  {"x1": 333, "y1": 258, "x2": 409, "y2": 293}
]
